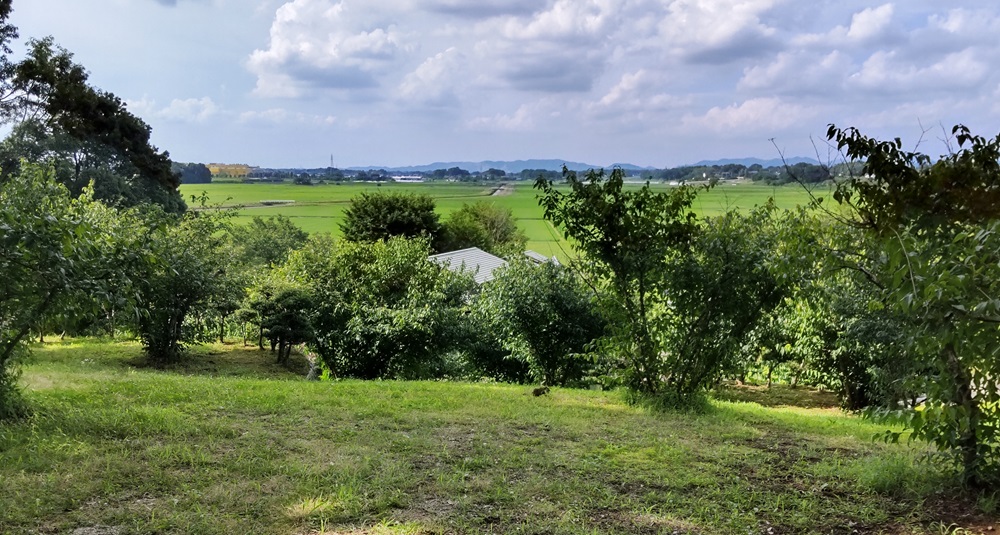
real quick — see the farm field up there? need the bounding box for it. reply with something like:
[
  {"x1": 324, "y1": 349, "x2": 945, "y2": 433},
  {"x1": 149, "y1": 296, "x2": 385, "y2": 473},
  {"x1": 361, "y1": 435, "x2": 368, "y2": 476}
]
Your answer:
[
  {"x1": 181, "y1": 181, "x2": 825, "y2": 260},
  {"x1": 1, "y1": 339, "x2": 989, "y2": 535}
]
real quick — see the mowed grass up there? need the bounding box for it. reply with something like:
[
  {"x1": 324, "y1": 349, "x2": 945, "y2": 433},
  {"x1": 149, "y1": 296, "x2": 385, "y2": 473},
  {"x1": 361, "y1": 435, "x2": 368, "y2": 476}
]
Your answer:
[
  {"x1": 2, "y1": 339, "x2": 990, "y2": 535},
  {"x1": 181, "y1": 181, "x2": 824, "y2": 261}
]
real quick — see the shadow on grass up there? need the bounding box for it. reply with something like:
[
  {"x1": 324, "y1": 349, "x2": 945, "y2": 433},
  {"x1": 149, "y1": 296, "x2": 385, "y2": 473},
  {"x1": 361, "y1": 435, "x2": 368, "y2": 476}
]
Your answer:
[
  {"x1": 33, "y1": 338, "x2": 310, "y2": 381},
  {"x1": 712, "y1": 383, "x2": 841, "y2": 410}
]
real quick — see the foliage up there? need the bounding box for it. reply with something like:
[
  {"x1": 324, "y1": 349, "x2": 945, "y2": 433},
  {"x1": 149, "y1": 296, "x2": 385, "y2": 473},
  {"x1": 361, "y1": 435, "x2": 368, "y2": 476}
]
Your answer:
[
  {"x1": 1, "y1": 37, "x2": 183, "y2": 212},
  {"x1": 228, "y1": 214, "x2": 308, "y2": 269},
  {"x1": 439, "y1": 201, "x2": 527, "y2": 257},
  {"x1": 172, "y1": 162, "x2": 212, "y2": 185},
  {"x1": 652, "y1": 207, "x2": 784, "y2": 402},
  {"x1": 258, "y1": 282, "x2": 314, "y2": 364},
  {"x1": 473, "y1": 260, "x2": 605, "y2": 386},
  {"x1": 133, "y1": 205, "x2": 233, "y2": 364},
  {"x1": 340, "y1": 191, "x2": 441, "y2": 245},
  {"x1": 0, "y1": 163, "x2": 118, "y2": 418},
  {"x1": 829, "y1": 124, "x2": 1000, "y2": 487},
  {"x1": 536, "y1": 167, "x2": 699, "y2": 396},
  {"x1": 876, "y1": 222, "x2": 1000, "y2": 487},
  {"x1": 828, "y1": 124, "x2": 1000, "y2": 231},
  {"x1": 284, "y1": 236, "x2": 474, "y2": 379}
]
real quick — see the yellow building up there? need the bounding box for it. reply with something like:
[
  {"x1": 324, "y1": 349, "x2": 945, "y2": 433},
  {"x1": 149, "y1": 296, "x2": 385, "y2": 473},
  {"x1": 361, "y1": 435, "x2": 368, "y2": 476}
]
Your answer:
[{"x1": 207, "y1": 163, "x2": 252, "y2": 178}]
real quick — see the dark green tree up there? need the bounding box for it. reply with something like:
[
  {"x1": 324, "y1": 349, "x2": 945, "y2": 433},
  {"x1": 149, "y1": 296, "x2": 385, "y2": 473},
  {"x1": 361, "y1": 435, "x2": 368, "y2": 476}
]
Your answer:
[
  {"x1": 284, "y1": 236, "x2": 474, "y2": 380},
  {"x1": 828, "y1": 124, "x2": 1000, "y2": 486},
  {"x1": 340, "y1": 191, "x2": 441, "y2": 244},
  {"x1": 474, "y1": 260, "x2": 605, "y2": 386},
  {"x1": 0, "y1": 163, "x2": 123, "y2": 418},
  {"x1": 2, "y1": 37, "x2": 183, "y2": 212}
]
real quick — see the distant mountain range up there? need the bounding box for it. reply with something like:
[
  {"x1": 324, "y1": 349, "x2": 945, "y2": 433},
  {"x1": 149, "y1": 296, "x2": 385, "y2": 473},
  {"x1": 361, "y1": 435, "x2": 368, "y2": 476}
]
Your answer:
[
  {"x1": 345, "y1": 157, "x2": 818, "y2": 174},
  {"x1": 690, "y1": 157, "x2": 819, "y2": 168}
]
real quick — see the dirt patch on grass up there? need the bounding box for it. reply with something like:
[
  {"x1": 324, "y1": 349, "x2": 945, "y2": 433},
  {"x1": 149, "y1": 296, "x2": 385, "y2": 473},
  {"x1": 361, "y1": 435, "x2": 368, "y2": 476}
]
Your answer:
[
  {"x1": 714, "y1": 383, "x2": 841, "y2": 409},
  {"x1": 589, "y1": 509, "x2": 702, "y2": 534}
]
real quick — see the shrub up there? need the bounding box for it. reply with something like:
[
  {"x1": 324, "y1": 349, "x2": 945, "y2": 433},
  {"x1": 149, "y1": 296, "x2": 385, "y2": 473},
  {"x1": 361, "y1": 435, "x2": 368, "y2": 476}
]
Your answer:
[{"x1": 284, "y1": 236, "x2": 474, "y2": 379}]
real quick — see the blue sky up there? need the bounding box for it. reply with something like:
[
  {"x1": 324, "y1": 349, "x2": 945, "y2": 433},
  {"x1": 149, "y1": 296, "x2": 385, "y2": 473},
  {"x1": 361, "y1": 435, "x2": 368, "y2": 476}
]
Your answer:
[{"x1": 10, "y1": 0, "x2": 1000, "y2": 168}]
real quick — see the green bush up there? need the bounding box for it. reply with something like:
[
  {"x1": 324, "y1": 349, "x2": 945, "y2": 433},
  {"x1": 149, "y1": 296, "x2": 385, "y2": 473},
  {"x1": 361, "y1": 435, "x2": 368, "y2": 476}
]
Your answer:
[
  {"x1": 284, "y1": 236, "x2": 474, "y2": 379},
  {"x1": 473, "y1": 260, "x2": 604, "y2": 386}
]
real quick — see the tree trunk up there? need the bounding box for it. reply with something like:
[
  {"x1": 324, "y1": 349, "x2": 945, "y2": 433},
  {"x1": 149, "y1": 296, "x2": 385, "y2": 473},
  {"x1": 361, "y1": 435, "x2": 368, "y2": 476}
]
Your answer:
[{"x1": 947, "y1": 345, "x2": 981, "y2": 487}]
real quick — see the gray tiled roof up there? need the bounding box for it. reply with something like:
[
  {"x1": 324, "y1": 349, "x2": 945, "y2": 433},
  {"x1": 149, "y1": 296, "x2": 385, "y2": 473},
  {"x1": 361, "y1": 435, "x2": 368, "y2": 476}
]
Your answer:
[{"x1": 429, "y1": 247, "x2": 508, "y2": 284}]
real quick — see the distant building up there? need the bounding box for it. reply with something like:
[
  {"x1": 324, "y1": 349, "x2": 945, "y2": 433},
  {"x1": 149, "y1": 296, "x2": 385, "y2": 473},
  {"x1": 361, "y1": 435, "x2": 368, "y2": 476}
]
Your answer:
[{"x1": 207, "y1": 163, "x2": 253, "y2": 178}]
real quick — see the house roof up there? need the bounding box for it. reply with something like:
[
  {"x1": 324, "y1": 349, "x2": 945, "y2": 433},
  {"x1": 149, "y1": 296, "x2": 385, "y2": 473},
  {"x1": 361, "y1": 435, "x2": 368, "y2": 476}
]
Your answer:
[{"x1": 429, "y1": 247, "x2": 507, "y2": 284}]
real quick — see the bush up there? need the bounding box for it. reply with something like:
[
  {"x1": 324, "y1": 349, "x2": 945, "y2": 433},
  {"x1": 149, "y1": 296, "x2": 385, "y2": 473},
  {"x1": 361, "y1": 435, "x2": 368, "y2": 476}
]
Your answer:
[
  {"x1": 473, "y1": 260, "x2": 604, "y2": 386},
  {"x1": 439, "y1": 202, "x2": 527, "y2": 257},
  {"x1": 284, "y1": 236, "x2": 474, "y2": 379},
  {"x1": 340, "y1": 192, "x2": 441, "y2": 245}
]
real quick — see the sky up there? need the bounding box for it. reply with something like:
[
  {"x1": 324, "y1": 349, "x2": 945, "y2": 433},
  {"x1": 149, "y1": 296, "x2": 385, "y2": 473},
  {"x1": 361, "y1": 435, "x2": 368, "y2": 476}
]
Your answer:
[{"x1": 9, "y1": 0, "x2": 1000, "y2": 168}]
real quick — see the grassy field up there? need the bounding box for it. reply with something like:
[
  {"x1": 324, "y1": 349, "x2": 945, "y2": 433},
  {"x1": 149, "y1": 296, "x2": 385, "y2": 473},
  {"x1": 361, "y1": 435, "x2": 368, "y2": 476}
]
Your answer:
[
  {"x1": 1, "y1": 339, "x2": 994, "y2": 534},
  {"x1": 180, "y1": 181, "x2": 825, "y2": 261}
]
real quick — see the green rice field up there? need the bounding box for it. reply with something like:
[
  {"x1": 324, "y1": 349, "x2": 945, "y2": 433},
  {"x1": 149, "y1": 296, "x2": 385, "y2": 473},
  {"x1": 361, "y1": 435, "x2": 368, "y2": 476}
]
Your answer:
[{"x1": 180, "y1": 181, "x2": 825, "y2": 260}]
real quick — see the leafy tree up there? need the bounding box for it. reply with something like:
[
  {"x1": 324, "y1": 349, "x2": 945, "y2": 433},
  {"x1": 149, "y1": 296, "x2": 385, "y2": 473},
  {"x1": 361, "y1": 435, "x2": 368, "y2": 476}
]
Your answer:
[
  {"x1": 0, "y1": 163, "x2": 118, "y2": 418},
  {"x1": 474, "y1": 260, "x2": 605, "y2": 386},
  {"x1": 828, "y1": 124, "x2": 1000, "y2": 486},
  {"x1": 259, "y1": 283, "x2": 314, "y2": 364},
  {"x1": 439, "y1": 201, "x2": 527, "y2": 256},
  {"x1": 284, "y1": 236, "x2": 474, "y2": 379},
  {"x1": 652, "y1": 207, "x2": 783, "y2": 403},
  {"x1": 535, "y1": 167, "x2": 699, "y2": 396},
  {"x1": 340, "y1": 191, "x2": 441, "y2": 245},
  {"x1": 172, "y1": 162, "x2": 212, "y2": 185},
  {"x1": 229, "y1": 215, "x2": 308, "y2": 269},
  {"x1": 133, "y1": 206, "x2": 233, "y2": 364},
  {"x1": 2, "y1": 37, "x2": 183, "y2": 212}
]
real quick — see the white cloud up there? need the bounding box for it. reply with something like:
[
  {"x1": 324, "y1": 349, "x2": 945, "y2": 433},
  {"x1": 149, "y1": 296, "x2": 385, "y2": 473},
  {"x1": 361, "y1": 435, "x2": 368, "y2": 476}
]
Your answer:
[
  {"x1": 657, "y1": 0, "x2": 782, "y2": 63},
  {"x1": 397, "y1": 47, "x2": 462, "y2": 106},
  {"x1": 239, "y1": 108, "x2": 337, "y2": 125},
  {"x1": 124, "y1": 96, "x2": 218, "y2": 123},
  {"x1": 159, "y1": 97, "x2": 219, "y2": 122},
  {"x1": 588, "y1": 70, "x2": 689, "y2": 118},
  {"x1": 846, "y1": 4, "x2": 894, "y2": 42},
  {"x1": 683, "y1": 97, "x2": 813, "y2": 133},
  {"x1": 247, "y1": 0, "x2": 409, "y2": 97},
  {"x1": 849, "y1": 48, "x2": 989, "y2": 93},
  {"x1": 467, "y1": 104, "x2": 537, "y2": 131}
]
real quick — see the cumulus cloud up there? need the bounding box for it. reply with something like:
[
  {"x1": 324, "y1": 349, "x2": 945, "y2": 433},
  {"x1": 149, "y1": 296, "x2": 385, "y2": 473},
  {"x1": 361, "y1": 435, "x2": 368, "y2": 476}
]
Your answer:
[
  {"x1": 397, "y1": 47, "x2": 463, "y2": 106},
  {"x1": 849, "y1": 48, "x2": 989, "y2": 94},
  {"x1": 657, "y1": 0, "x2": 782, "y2": 63},
  {"x1": 467, "y1": 104, "x2": 538, "y2": 131},
  {"x1": 125, "y1": 96, "x2": 218, "y2": 123},
  {"x1": 240, "y1": 0, "x2": 1000, "y2": 161},
  {"x1": 248, "y1": 0, "x2": 408, "y2": 97},
  {"x1": 683, "y1": 97, "x2": 813, "y2": 133}
]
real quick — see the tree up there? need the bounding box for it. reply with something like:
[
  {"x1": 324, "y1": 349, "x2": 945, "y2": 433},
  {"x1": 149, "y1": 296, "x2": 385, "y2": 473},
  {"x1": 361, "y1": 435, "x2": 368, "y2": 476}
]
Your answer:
[
  {"x1": 340, "y1": 191, "x2": 441, "y2": 245},
  {"x1": 0, "y1": 163, "x2": 119, "y2": 418},
  {"x1": 259, "y1": 283, "x2": 314, "y2": 364},
  {"x1": 133, "y1": 206, "x2": 233, "y2": 364},
  {"x1": 284, "y1": 236, "x2": 474, "y2": 380},
  {"x1": 2, "y1": 37, "x2": 184, "y2": 212},
  {"x1": 652, "y1": 207, "x2": 783, "y2": 402},
  {"x1": 172, "y1": 162, "x2": 212, "y2": 185},
  {"x1": 439, "y1": 202, "x2": 527, "y2": 256},
  {"x1": 828, "y1": 124, "x2": 1000, "y2": 487},
  {"x1": 535, "y1": 167, "x2": 699, "y2": 396},
  {"x1": 228, "y1": 215, "x2": 308, "y2": 269},
  {"x1": 474, "y1": 260, "x2": 605, "y2": 386}
]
